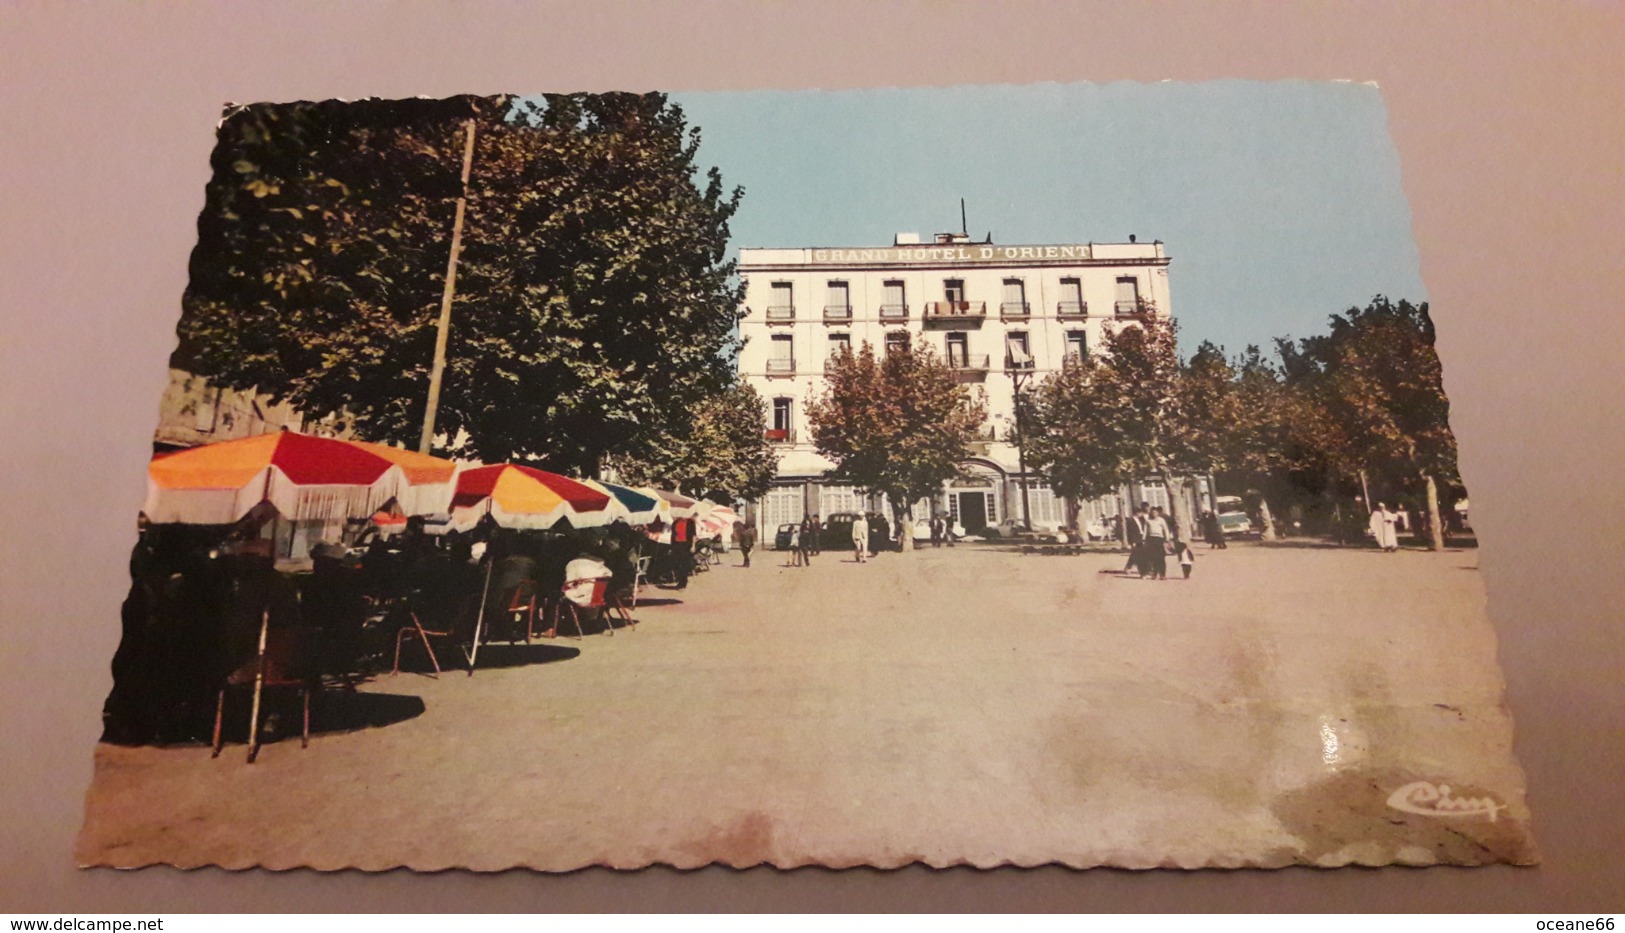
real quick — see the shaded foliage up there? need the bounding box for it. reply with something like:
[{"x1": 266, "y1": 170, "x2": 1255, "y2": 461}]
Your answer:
[
  {"x1": 806, "y1": 341, "x2": 987, "y2": 520},
  {"x1": 176, "y1": 93, "x2": 744, "y2": 473}
]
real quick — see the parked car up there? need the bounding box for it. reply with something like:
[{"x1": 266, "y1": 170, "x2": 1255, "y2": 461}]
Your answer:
[
  {"x1": 773, "y1": 523, "x2": 798, "y2": 551},
  {"x1": 1212, "y1": 496, "x2": 1257, "y2": 538},
  {"x1": 821, "y1": 512, "x2": 859, "y2": 551},
  {"x1": 989, "y1": 516, "x2": 1067, "y2": 542}
]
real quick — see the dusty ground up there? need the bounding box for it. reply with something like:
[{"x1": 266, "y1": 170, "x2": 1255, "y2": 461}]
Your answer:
[{"x1": 77, "y1": 540, "x2": 1535, "y2": 871}]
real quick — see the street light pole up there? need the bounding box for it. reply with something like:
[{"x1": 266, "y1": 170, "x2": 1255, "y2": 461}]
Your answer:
[
  {"x1": 1008, "y1": 365, "x2": 1032, "y2": 531},
  {"x1": 418, "y1": 118, "x2": 478, "y2": 455}
]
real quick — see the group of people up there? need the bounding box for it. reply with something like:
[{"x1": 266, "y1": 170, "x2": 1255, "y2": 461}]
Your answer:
[{"x1": 1118, "y1": 503, "x2": 1196, "y2": 581}]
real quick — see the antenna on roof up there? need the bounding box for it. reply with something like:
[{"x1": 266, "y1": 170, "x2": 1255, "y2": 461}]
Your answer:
[{"x1": 960, "y1": 198, "x2": 968, "y2": 236}]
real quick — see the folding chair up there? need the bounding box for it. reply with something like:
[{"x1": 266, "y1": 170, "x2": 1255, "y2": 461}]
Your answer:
[
  {"x1": 391, "y1": 597, "x2": 458, "y2": 678},
  {"x1": 502, "y1": 579, "x2": 544, "y2": 643},
  {"x1": 213, "y1": 624, "x2": 317, "y2": 764},
  {"x1": 556, "y1": 578, "x2": 635, "y2": 637},
  {"x1": 630, "y1": 555, "x2": 652, "y2": 608}
]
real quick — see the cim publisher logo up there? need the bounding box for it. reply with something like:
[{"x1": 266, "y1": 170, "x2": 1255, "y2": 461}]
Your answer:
[{"x1": 1386, "y1": 780, "x2": 1507, "y2": 822}]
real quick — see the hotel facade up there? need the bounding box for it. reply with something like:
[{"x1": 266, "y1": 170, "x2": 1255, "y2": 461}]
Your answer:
[{"x1": 736, "y1": 231, "x2": 1203, "y2": 537}]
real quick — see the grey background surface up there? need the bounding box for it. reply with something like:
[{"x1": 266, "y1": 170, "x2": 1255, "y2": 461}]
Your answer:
[{"x1": 1, "y1": 1, "x2": 1621, "y2": 912}]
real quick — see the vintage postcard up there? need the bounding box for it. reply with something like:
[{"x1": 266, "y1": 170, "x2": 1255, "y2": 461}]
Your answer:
[{"x1": 78, "y1": 82, "x2": 1535, "y2": 871}]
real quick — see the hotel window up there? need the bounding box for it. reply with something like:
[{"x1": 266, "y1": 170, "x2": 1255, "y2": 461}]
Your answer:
[
  {"x1": 767, "y1": 334, "x2": 795, "y2": 373},
  {"x1": 1115, "y1": 277, "x2": 1141, "y2": 316},
  {"x1": 768, "y1": 281, "x2": 794, "y2": 320},
  {"x1": 1058, "y1": 277, "x2": 1084, "y2": 316},
  {"x1": 1006, "y1": 331, "x2": 1032, "y2": 369},
  {"x1": 943, "y1": 278, "x2": 966, "y2": 305},
  {"x1": 1065, "y1": 330, "x2": 1087, "y2": 363},
  {"x1": 885, "y1": 331, "x2": 910, "y2": 355},
  {"x1": 826, "y1": 332, "x2": 850, "y2": 366},
  {"x1": 1001, "y1": 278, "x2": 1027, "y2": 317},
  {"x1": 770, "y1": 397, "x2": 793, "y2": 442},
  {"x1": 945, "y1": 332, "x2": 969, "y2": 367},
  {"x1": 883, "y1": 279, "x2": 906, "y2": 314},
  {"x1": 825, "y1": 280, "x2": 850, "y2": 319}
]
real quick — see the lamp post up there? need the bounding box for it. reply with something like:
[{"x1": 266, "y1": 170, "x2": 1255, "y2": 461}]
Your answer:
[{"x1": 1007, "y1": 361, "x2": 1033, "y2": 532}]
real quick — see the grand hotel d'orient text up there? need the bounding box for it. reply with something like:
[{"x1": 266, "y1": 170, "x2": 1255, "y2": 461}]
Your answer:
[{"x1": 736, "y1": 230, "x2": 1199, "y2": 536}]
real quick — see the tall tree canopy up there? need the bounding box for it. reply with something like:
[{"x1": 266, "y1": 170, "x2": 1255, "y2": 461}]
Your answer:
[
  {"x1": 806, "y1": 341, "x2": 987, "y2": 546},
  {"x1": 608, "y1": 383, "x2": 779, "y2": 502},
  {"x1": 1277, "y1": 296, "x2": 1460, "y2": 547},
  {"x1": 175, "y1": 93, "x2": 745, "y2": 473},
  {"x1": 1025, "y1": 316, "x2": 1204, "y2": 537}
]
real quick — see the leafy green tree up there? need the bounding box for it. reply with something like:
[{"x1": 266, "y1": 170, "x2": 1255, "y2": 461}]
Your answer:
[
  {"x1": 806, "y1": 341, "x2": 987, "y2": 550},
  {"x1": 608, "y1": 384, "x2": 779, "y2": 502},
  {"x1": 175, "y1": 93, "x2": 744, "y2": 474},
  {"x1": 1025, "y1": 314, "x2": 1203, "y2": 540},
  {"x1": 1278, "y1": 297, "x2": 1460, "y2": 548}
]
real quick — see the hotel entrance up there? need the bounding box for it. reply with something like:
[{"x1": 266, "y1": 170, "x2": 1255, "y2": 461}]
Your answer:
[
  {"x1": 955, "y1": 490, "x2": 991, "y2": 533},
  {"x1": 948, "y1": 464, "x2": 1002, "y2": 534}
]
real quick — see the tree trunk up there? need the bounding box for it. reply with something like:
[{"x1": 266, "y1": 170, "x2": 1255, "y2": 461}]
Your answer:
[
  {"x1": 1163, "y1": 474, "x2": 1195, "y2": 545},
  {"x1": 896, "y1": 499, "x2": 914, "y2": 552},
  {"x1": 1257, "y1": 495, "x2": 1279, "y2": 540},
  {"x1": 1423, "y1": 472, "x2": 1444, "y2": 551}
]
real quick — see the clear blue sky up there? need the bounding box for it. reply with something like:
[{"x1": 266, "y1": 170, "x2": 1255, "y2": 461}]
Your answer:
[{"x1": 669, "y1": 81, "x2": 1426, "y2": 356}]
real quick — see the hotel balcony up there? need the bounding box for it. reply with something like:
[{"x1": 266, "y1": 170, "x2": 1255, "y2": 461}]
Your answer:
[
  {"x1": 1062, "y1": 352, "x2": 1089, "y2": 372},
  {"x1": 923, "y1": 301, "x2": 987, "y2": 325},
  {"x1": 765, "y1": 358, "x2": 797, "y2": 376},
  {"x1": 1056, "y1": 300, "x2": 1089, "y2": 321},
  {"x1": 998, "y1": 301, "x2": 1030, "y2": 322},
  {"x1": 878, "y1": 303, "x2": 910, "y2": 321},
  {"x1": 822, "y1": 304, "x2": 852, "y2": 322},
  {"x1": 1005, "y1": 354, "x2": 1037, "y2": 372},
  {"x1": 764, "y1": 427, "x2": 795, "y2": 444},
  {"x1": 764, "y1": 304, "x2": 796, "y2": 323},
  {"x1": 947, "y1": 353, "x2": 991, "y2": 380},
  {"x1": 1114, "y1": 299, "x2": 1154, "y2": 320}
]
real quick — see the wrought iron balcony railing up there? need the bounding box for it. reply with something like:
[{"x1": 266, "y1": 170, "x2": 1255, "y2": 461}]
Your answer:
[
  {"x1": 999, "y1": 301, "x2": 1030, "y2": 321},
  {"x1": 1056, "y1": 300, "x2": 1089, "y2": 320},
  {"x1": 924, "y1": 300, "x2": 988, "y2": 321},
  {"x1": 822, "y1": 304, "x2": 852, "y2": 322},
  {"x1": 1114, "y1": 299, "x2": 1153, "y2": 319},
  {"x1": 947, "y1": 353, "x2": 991, "y2": 372},
  {"x1": 878, "y1": 303, "x2": 909, "y2": 321},
  {"x1": 765, "y1": 358, "x2": 796, "y2": 375},
  {"x1": 764, "y1": 304, "x2": 796, "y2": 322}
]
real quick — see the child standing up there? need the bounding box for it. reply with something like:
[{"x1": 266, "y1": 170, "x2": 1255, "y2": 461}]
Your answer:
[
  {"x1": 788, "y1": 525, "x2": 803, "y2": 567},
  {"x1": 1176, "y1": 541, "x2": 1195, "y2": 579}
]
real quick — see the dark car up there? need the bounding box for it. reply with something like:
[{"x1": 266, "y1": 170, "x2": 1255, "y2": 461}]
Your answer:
[
  {"x1": 773, "y1": 523, "x2": 799, "y2": 551},
  {"x1": 821, "y1": 512, "x2": 859, "y2": 551}
]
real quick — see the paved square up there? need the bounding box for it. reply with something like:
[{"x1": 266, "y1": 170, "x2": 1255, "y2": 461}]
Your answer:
[{"x1": 78, "y1": 542, "x2": 1534, "y2": 870}]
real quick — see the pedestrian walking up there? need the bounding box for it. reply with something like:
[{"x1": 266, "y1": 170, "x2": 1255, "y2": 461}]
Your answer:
[
  {"x1": 1122, "y1": 506, "x2": 1147, "y2": 575},
  {"x1": 852, "y1": 512, "x2": 870, "y2": 563},
  {"x1": 1176, "y1": 540, "x2": 1195, "y2": 579},
  {"x1": 787, "y1": 525, "x2": 803, "y2": 566},
  {"x1": 808, "y1": 513, "x2": 822, "y2": 556},
  {"x1": 1368, "y1": 502, "x2": 1399, "y2": 552},
  {"x1": 671, "y1": 514, "x2": 695, "y2": 589},
  {"x1": 1143, "y1": 507, "x2": 1170, "y2": 580},
  {"x1": 798, "y1": 513, "x2": 817, "y2": 565},
  {"x1": 1202, "y1": 510, "x2": 1226, "y2": 549},
  {"x1": 735, "y1": 520, "x2": 756, "y2": 568},
  {"x1": 930, "y1": 515, "x2": 943, "y2": 548}
]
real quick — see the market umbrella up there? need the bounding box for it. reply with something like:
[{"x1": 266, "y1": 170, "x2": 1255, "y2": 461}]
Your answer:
[
  {"x1": 698, "y1": 504, "x2": 739, "y2": 539},
  {"x1": 448, "y1": 464, "x2": 614, "y2": 531},
  {"x1": 580, "y1": 479, "x2": 668, "y2": 526},
  {"x1": 649, "y1": 488, "x2": 700, "y2": 519},
  {"x1": 346, "y1": 439, "x2": 460, "y2": 515},
  {"x1": 144, "y1": 431, "x2": 422, "y2": 526}
]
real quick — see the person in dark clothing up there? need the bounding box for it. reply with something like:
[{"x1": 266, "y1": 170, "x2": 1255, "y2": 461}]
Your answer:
[
  {"x1": 735, "y1": 519, "x2": 757, "y2": 568},
  {"x1": 671, "y1": 515, "x2": 695, "y2": 589},
  {"x1": 807, "y1": 513, "x2": 822, "y2": 556},
  {"x1": 930, "y1": 515, "x2": 943, "y2": 548},
  {"x1": 1122, "y1": 507, "x2": 1147, "y2": 574},
  {"x1": 1202, "y1": 510, "x2": 1227, "y2": 549},
  {"x1": 798, "y1": 514, "x2": 817, "y2": 565}
]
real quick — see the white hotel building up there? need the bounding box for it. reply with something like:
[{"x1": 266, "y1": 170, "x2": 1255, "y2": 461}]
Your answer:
[{"x1": 737, "y1": 231, "x2": 1193, "y2": 536}]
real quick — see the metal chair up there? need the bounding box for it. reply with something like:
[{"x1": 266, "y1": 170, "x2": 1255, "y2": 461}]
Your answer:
[{"x1": 556, "y1": 578, "x2": 634, "y2": 637}]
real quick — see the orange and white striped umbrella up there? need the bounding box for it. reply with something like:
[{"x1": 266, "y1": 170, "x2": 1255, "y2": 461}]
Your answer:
[{"x1": 448, "y1": 464, "x2": 614, "y2": 531}]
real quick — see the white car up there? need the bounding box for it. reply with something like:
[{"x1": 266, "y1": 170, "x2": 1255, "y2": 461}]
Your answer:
[{"x1": 991, "y1": 517, "x2": 1066, "y2": 542}]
